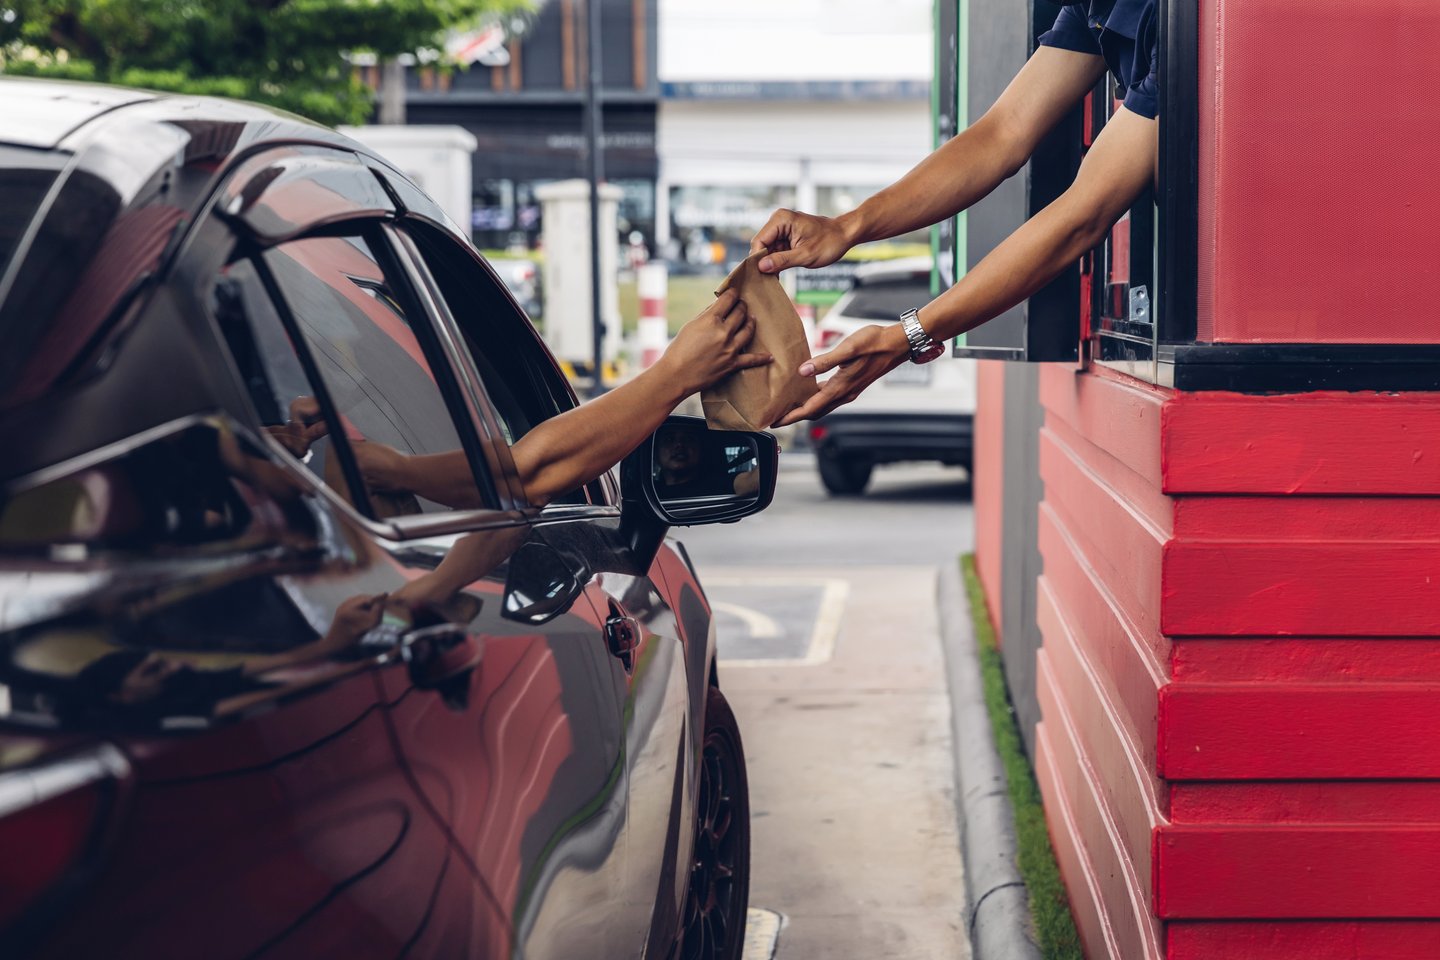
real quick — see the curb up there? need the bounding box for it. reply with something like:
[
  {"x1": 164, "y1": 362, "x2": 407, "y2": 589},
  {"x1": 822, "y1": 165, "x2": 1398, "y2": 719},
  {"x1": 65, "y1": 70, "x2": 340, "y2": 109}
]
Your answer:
[{"x1": 937, "y1": 563, "x2": 1042, "y2": 960}]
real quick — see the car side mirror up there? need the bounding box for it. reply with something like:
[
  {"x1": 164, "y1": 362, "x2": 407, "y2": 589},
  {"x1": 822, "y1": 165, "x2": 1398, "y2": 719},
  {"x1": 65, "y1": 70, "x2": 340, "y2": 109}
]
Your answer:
[{"x1": 623, "y1": 415, "x2": 779, "y2": 527}]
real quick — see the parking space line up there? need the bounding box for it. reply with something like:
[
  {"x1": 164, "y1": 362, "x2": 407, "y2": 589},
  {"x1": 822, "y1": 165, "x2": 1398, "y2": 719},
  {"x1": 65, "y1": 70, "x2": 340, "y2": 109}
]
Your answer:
[
  {"x1": 708, "y1": 577, "x2": 850, "y2": 668},
  {"x1": 742, "y1": 908, "x2": 784, "y2": 960}
]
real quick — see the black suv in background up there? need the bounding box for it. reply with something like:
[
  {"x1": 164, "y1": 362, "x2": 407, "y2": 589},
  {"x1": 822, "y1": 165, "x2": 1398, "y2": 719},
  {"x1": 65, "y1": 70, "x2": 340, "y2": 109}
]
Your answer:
[{"x1": 0, "y1": 79, "x2": 769, "y2": 960}]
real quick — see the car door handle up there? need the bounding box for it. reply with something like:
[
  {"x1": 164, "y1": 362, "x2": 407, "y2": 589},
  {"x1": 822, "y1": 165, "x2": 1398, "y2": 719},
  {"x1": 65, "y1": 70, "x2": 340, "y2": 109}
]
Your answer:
[{"x1": 605, "y1": 614, "x2": 641, "y2": 664}]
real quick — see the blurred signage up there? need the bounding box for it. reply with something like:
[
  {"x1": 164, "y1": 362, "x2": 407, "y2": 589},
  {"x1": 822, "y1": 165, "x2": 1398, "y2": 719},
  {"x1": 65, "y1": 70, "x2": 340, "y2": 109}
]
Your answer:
[{"x1": 794, "y1": 262, "x2": 860, "y2": 306}]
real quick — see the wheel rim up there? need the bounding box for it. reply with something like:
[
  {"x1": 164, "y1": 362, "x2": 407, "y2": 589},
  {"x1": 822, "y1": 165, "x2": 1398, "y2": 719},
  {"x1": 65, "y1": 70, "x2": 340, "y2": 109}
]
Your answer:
[{"x1": 682, "y1": 728, "x2": 741, "y2": 960}]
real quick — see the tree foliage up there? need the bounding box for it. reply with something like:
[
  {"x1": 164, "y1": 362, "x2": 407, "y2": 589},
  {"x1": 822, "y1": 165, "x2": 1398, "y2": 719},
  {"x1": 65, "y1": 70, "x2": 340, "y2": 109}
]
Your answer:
[{"x1": 0, "y1": 0, "x2": 520, "y2": 125}]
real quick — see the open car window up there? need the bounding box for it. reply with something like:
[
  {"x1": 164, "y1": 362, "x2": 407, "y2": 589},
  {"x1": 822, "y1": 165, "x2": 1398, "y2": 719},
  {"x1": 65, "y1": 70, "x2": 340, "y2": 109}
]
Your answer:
[{"x1": 400, "y1": 223, "x2": 604, "y2": 507}]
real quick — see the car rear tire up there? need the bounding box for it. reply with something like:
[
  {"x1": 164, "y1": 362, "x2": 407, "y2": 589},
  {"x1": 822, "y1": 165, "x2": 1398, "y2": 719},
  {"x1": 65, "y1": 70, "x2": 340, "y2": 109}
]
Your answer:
[
  {"x1": 818, "y1": 453, "x2": 873, "y2": 496},
  {"x1": 676, "y1": 686, "x2": 750, "y2": 960}
]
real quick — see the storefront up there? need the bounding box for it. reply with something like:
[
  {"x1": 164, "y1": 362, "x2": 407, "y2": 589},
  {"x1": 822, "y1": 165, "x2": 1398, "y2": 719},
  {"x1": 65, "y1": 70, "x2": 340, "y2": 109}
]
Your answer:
[
  {"x1": 399, "y1": 0, "x2": 661, "y2": 252},
  {"x1": 959, "y1": 1, "x2": 1440, "y2": 957}
]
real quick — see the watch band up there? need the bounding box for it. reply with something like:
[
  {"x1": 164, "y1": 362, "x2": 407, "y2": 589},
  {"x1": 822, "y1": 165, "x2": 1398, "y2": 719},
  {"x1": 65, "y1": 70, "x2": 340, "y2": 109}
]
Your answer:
[{"x1": 901, "y1": 308, "x2": 945, "y2": 364}]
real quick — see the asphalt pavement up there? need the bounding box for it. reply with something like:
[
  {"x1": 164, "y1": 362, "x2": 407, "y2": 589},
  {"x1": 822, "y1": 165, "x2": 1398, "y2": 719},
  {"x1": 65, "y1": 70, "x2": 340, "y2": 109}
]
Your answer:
[{"x1": 674, "y1": 453, "x2": 976, "y2": 959}]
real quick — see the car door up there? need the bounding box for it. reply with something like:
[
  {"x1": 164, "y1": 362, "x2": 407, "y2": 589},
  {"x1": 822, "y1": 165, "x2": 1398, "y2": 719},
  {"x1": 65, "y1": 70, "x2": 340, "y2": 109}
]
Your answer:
[
  {"x1": 392, "y1": 218, "x2": 697, "y2": 955},
  {"x1": 198, "y1": 200, "x2": 516, "y2": 958},
  {"x1": 250, "y1": 215, "x2": 639, "y2": 959},
  {"x1": 6, "y1": 159, "x2": 516, "y2": 954}
]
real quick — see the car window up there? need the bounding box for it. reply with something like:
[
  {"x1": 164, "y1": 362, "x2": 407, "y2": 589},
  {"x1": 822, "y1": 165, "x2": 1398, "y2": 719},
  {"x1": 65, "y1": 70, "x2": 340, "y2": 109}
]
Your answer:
[
  {"x1": 213, "y1": 233, "x2": 489, "y2": 517},
  {"x1": 841, "y1": 276, "x2": 932, "y2": 321},
  {"x1": 403, "y1": 224, "x2": 601, "y2": 506}
]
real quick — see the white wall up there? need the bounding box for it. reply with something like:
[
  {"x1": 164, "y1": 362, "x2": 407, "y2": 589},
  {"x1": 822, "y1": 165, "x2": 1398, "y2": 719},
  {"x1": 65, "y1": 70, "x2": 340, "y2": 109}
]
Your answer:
[
  {"x1": 659, "y1": 100, "x2": 930, "y2": 187},
  {"x1": 659, "y1": 0, "x2": 932, "y2": 82}
]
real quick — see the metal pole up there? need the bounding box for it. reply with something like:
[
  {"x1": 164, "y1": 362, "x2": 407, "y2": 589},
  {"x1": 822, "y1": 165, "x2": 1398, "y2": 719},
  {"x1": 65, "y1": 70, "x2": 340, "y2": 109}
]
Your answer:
[{"x1": 584, "y1": 0, "x2": 606, "y2": 397}]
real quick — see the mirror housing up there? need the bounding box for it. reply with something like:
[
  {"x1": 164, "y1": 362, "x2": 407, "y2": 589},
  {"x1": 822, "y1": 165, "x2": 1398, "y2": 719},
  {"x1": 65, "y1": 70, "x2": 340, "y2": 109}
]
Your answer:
[{"x1": 622, "y1": 415, "x2": 779, "y2": 528}]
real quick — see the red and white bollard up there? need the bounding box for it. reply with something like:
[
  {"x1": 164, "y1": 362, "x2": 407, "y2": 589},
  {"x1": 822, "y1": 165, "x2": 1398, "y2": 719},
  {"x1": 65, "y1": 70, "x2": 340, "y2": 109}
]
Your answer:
[{"x1": 637, "y1": 262, "x2": 669, "y2": 369}]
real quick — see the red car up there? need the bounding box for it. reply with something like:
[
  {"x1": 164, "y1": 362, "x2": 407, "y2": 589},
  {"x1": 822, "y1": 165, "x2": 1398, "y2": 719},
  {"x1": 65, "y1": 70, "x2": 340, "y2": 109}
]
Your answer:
[{"x1": 0, "y1": 78, "x2": 774, "y2": 960}]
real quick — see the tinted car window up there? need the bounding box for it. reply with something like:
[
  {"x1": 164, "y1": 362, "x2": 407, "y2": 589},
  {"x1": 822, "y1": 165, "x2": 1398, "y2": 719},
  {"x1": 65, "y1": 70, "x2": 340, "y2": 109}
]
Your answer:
[
  {"x1": 0, "y1": 145, "x2": 65, "y2": 278},
  {"x1": 841, "y1": 275, "x2": 932, "y2": 321},
  {"x1": 214, "y1": 234, "x2": 487, "y2": 517}
]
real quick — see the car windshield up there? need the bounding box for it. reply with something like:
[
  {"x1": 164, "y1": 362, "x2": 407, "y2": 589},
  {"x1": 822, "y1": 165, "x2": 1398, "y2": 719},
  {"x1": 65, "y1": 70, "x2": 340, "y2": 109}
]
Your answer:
[{"x1": 840, "y1": 275, "x2": 931, "y2": 321}]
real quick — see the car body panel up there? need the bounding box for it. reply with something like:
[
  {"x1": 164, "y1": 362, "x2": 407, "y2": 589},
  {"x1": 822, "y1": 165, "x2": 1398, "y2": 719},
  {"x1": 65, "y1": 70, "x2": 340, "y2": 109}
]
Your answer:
[{"x1": 0, "y1": 78, "x2": 730, "y2": 960}]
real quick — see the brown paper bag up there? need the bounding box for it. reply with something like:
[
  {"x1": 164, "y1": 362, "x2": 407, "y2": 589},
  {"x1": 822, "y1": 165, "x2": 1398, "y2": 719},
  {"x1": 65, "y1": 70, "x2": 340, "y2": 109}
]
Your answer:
[{"x1": 701, "y1": 253, "x2": 819, "y2": 431}]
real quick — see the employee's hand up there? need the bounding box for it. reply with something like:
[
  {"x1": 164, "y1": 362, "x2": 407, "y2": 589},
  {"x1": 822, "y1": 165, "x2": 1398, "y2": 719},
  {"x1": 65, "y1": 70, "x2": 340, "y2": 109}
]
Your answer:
[
  {"x1": 662, "y1": 289, "x2": 772, "y2": 394},
  {"x1": 750, "y1": 209, "x2": 857, "y2": 274},
  {"x1": 773, "y1": 323, "x2": 911, "y2": 426}
]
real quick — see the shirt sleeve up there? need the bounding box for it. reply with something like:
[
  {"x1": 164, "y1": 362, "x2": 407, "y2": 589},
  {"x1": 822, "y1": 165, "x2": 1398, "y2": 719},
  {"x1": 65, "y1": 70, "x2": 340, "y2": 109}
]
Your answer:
[
  {"x1": 1037, "y1": 6, "x2": 1101, "y2": 56},
  {"x1": 1121, "y1": 41, "x2": 1159, "y2": 119}
]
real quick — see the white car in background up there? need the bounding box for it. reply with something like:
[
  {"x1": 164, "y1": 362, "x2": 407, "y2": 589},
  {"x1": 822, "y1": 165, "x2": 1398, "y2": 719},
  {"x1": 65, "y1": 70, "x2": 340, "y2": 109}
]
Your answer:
[{"x1": 806, "y1": 257, "x2": 977, "y2": 495}]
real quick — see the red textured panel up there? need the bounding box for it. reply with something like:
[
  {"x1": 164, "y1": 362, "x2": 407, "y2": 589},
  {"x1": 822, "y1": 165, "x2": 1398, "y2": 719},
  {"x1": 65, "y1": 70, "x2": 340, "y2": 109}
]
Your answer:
[
  {"x1": 1197, "y1": 0, "x2": 1440, "y2": 344},
  {"x1": 1162, "y1": 541, "x2": 1440, "y2": 637},
  {"x1": 1039, "y1": 505, "x2": 1169, "y2": 753},
  {"x1": 1170, "y1": 922, "x2": 1440, "y2": 960},
  {"x1": 1157, "y1": 824, "x2": 1440, "y2": 918},
  {"x1": 1159, "y1": 683, "x2": 1440, "y2": 779},
  {"x1": 1046, "y1": 415, "x2": 1173, "y2": 541},
  {"x1": 1162, "y1": 392, "x2": 1440, "y2": 496},
  {"x1": 1172, "y1": 638, "x2": 1440, "y2": 683},
  {"x1": 1174, "y1": 496, "x2": 1440, "y2": 542},
  {"x1": 1040, "y1": 364, "x2": 1168, "y2": 491},
  {"x1": 1041, "y1": 427, "x2": 1167, "y2": 642},
  {"x1": 1036, "y1": 724, "x2": 1116, "y2": 960},
  {"x1": 974, "y1": 359, "x2": 1005, "y2": 636},
  {"x1": 1171, "y1": 781, "x2": 1440, "y2": 825},
  {"x1": 1037, "y1": 661, "x2": 1165, "y2": 959},
  {"x1": 1037, "y1": 630, "x2": 1163, "y2": 898}
]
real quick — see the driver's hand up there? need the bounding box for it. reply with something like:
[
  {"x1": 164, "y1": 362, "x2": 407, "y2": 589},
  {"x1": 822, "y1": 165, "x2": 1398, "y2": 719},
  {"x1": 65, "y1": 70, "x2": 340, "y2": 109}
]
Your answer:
[
  {"x1": 773, "y1": 323, "x2": 911, "y2": 426},
  {"x1": 662, "y1": 289, "x2": 772, "y2": 394},
  {"x1": 750, "y1": 209, "x2": 856, "y2": 274},
  {"x1": 268, "y1": 396, "x2": 329, "y2": 458}
]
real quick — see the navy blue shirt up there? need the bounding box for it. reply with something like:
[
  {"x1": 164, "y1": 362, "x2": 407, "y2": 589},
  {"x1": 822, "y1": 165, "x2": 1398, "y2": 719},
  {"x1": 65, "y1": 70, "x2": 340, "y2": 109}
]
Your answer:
[{"x1": 1038, "y1": 0, "x2": 1159, "y2": 119}]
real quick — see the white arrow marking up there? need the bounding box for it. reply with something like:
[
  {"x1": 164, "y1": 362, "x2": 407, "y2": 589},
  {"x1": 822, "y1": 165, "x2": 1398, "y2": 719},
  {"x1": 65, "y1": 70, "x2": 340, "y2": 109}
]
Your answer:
[{"x1": 711, "y1": 600, "x2": 782, "y2": 639}]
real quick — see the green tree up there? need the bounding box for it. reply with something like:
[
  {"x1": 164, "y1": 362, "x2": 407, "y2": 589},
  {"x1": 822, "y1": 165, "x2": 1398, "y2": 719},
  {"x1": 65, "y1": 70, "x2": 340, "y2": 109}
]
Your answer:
[{"x1": 0, "y1": 0, "x2": 521, "y2": 126}]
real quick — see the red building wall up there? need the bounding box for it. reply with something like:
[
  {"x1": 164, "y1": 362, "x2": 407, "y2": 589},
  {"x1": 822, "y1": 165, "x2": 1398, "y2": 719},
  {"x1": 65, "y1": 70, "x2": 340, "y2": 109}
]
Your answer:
[
  {"x1": 1197, "y1": 0, "x2": 1440, "y2": 344},
  {"x1": 1034, "y1": 364, "x2": 1440, "y2": 958},
  {"x1": 973, "y1": 359, "x2": 1006, "y2": 636}
]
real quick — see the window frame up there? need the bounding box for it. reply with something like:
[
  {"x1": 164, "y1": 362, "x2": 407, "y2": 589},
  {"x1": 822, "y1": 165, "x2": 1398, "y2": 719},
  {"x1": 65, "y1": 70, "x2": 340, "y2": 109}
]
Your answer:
[{"x1": 216, "y1": 220, "x2": 521, "y2": 539}]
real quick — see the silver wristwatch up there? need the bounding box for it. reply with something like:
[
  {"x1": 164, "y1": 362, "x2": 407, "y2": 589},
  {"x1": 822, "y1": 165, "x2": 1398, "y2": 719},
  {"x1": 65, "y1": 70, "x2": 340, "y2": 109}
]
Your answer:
[{"x1": 901, "y1": 308, "x2": 945, "y2": 364}]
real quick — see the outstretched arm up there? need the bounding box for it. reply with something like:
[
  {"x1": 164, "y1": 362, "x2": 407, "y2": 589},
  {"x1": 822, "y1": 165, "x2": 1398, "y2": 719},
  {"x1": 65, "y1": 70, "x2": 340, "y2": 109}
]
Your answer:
[
  {"x1": 749, "y1": 46, "x2": 1106, "y2": 274},
  {"x1": 776, "y1": 105, "x2": 1159, "y2": 426},
  {"x1": 354, "y1": 290, "x2": 770, "y2": 508}
]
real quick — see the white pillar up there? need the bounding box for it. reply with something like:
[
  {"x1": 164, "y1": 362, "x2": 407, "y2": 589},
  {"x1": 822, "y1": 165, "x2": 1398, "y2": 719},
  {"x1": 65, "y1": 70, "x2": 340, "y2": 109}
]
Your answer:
[{"x1": 535, "y1": 179, "x2": 624, "y2": 368}]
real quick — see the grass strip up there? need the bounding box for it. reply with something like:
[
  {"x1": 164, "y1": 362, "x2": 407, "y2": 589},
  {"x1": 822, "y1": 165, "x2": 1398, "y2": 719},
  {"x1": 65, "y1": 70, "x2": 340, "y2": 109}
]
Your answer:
[{"x1": 960, "y1": 555, "x2": 1083, "y2": 960}]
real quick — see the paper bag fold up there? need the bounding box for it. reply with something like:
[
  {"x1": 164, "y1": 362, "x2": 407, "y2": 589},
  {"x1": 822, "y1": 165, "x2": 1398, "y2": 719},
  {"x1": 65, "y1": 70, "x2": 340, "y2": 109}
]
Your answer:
[{"x1": 700, "y1": 253, "x2": 818, "y2": 431}]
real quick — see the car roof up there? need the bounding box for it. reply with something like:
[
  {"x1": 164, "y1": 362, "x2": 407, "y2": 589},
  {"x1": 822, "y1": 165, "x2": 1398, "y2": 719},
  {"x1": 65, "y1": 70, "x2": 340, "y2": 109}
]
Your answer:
[
  {"x1": 0, "y1": 79, "x2": 160, "y2": 149},
  {"x1": 0, "y1": 78, "x2": 471, "y2": 477},
  {"x1": 851, "y1": 255, "x2": 934, "y2": 283}
]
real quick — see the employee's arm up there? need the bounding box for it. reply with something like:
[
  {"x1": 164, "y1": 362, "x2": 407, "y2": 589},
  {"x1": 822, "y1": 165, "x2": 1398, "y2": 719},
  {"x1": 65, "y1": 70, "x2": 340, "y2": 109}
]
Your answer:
[
  {"x1": 775, "y1": 106, "x2": 1158, "y2": 426},
  {"x1": 749, "y1": 46, "x2": 1106, "y2": 273}
]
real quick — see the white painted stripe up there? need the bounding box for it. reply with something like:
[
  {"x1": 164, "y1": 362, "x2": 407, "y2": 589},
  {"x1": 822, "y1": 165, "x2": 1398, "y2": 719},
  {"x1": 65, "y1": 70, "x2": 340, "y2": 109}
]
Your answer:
[
  {"x1": 742, "y1": 908, "x2": 784, "y2": 960},
  {"x1": 708, "y1": 577, "x2": 850, "y2": 668}
]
